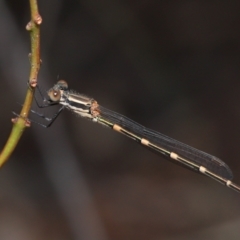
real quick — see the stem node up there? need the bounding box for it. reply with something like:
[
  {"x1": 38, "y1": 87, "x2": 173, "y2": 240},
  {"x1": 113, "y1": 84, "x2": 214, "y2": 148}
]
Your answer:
[{"x1": 34, "y1": 14, "x2": 42, "y2": 25}]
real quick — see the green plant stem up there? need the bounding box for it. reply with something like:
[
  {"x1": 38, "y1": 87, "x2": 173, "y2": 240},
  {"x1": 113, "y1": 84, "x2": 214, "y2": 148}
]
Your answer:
[{"x1": 0, "y1": 0, "x2": 42, "y2": 167}]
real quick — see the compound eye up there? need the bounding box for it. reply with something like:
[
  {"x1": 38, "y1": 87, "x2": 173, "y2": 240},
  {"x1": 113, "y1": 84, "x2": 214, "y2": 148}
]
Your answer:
[
  {"x1": 57, "y1": 80, "x2": 68, "y2": 90},
  {"x1": 48, "y1": 89, "x2": 61, "y2": 102}
]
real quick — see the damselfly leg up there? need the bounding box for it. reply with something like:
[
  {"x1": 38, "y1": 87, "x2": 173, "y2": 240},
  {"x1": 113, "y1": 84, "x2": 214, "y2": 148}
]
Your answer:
[
  {"x1": 31, "y1": 83, "x2": 67, "y2": 127},
  {"x1": 34, "y1": 85, "x2": 57, "y2": 108},
  {"x1": 29, "y1": 105, "x2": 65, "y2": 128},
  {"x1": 13, "y1": 83, "x2": 65, "y2": 128}
]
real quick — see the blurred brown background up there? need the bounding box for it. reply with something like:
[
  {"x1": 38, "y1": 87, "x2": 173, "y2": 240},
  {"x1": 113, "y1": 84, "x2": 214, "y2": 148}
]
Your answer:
[{"x1": 0, "y1": 1, "x2": 240, "y2": 239}]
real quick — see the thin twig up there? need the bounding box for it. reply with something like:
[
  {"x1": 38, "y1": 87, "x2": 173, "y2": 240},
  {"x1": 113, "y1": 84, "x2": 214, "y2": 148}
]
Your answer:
[{"x1": 0, "y1": 0, "x2": 42, "y2": 167}]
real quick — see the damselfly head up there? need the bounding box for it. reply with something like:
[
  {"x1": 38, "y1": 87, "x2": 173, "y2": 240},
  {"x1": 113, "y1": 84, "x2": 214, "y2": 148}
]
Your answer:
[
  {"x1": 54, "y1": 80, "x2": 68, "y2": 90},
  {"x1": 47, "y1": 88, "x2": 61, "y2": 102},
  {"x1": 47, "y1": 80, "x2": 68, "y2": 102}
]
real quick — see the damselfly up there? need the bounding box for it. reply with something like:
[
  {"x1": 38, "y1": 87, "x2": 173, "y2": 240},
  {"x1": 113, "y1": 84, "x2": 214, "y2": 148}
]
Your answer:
[{"x1": 18, "y1": 80, "x2": 240, "y2": 193}]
